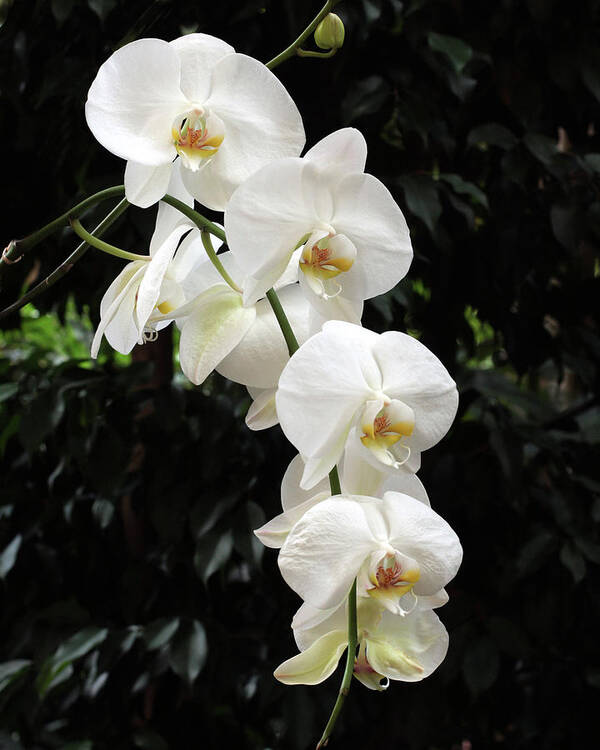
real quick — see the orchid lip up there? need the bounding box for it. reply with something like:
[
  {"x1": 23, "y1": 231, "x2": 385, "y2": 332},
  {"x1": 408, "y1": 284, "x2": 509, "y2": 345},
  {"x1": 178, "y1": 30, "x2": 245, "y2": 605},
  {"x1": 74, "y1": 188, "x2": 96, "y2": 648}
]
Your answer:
[{"x1": 172, "y1": 108, "x2": 225, "y2": 171}]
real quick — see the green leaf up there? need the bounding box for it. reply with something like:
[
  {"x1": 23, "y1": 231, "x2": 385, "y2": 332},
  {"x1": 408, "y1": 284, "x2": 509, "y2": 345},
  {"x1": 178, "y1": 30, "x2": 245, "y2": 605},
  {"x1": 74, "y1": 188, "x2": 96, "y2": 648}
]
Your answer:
[
  {"x1": 467, "y1": 123, "x2": 518, "y2": 150},
  {"x1": 523, "y1": 132, "x2": 558, "y2": 165},
  {"x1": 341, "y1": 76, "x2": 390, "y2": 123},
  {"x1": 194, "y1": 530, "x2": 233, "y2": 584},
  {"x1": 0, "y1": 534, "x2": 22, "y2": 579},
  {"x1": 133, "y1": 729, "x2": 169, "y2": 750},
  {"x1": 584, "y1": 153, "x2": 600, "y2": 172},
  {"x1": 516, "y1": 530, "x2": 556, "y2": 577},
  {"x1": 397, "y1": 175, "x2": 442, "y2": 234},
  {"x1": 168, "y1": 620, "x2": 207, "y2": 685},
  {"x1": 143, "y1": 618, "x2": 180, "y2": 651},
  {"x1": 36, "y1": 626, "x2": 108, "y2": 697},
  {"x1": 440, "y1": 173, "x2": 489, "y2": 209},
  {"x1": 428, "y1": 31, "x2": 473, "y2": 73},
  {"x1": 60, "y1": 742, "x2": 93, "y2": 750},
  {"x1": 19, "y1": 389, "x2": 65, "y2": 451},
  {"x1": 0, "y1": 659, "x2": 32, "y2": 693},
  {"x1": 0, "y1": 383, "x2": 18, "y2": 402}
]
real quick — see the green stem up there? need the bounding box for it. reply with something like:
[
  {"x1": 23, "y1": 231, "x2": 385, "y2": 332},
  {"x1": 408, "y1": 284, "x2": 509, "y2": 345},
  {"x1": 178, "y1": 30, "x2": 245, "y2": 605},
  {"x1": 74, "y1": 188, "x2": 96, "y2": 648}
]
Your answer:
[
  {"x1": 160, "y1": 194, "x2": 226, "y2": 243},
  {"x1": 1, "y1": 185, "x2": 126, "y2": 269},
  {"x1": 200, "y1": 230, "x2": 242, "y2": 293},
  {"x1": 266, "y1": 0, "x2": 341, "y2": 70},
  {"x1": 316, "y1": 580, "x2": 358, "y2": 749},
  {"x1": 70, "y1": 219, "x2": 149, "y2": 262},
  {"x1": 0, "y1": 198, "x2": 129, "y2": 321},
  {"x1": 265, "y1": 288, "x2": 299, "y2": 355}
]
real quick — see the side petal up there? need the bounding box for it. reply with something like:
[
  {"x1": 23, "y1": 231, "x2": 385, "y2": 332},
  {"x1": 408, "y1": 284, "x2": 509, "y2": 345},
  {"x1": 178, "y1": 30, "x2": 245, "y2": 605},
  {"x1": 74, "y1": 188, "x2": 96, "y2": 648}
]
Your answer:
[
  {"x1": 85, "y1": 38, "x2": 188, "y2": 165},
  {"x1": 254, "y1": 493, "x2": 327, "y2": 550},
  {"x1": 332, "y1": 172, "x2": 413, "y2": 300},
  {"x1": 278, "y1": 496, "x2": 377, "y2": 610},
  {"x1": 281, "y1": 454, "x2": 330, "y2": 512},
  {"x1": 274, "y1": 629, "x2": 347, "y2": 686},
  {"x1": 245, "y1": 387, "x2": 278, "y2": 431},
  {"x1": 304, "y1": 128, "x2": 367, "y2": 178},
  {"x1": 179, "y1": 287, "x2": 256, "y2": 385},
  {"x1": 125, "y1": 160, "x2": 174, "y2": 209}
]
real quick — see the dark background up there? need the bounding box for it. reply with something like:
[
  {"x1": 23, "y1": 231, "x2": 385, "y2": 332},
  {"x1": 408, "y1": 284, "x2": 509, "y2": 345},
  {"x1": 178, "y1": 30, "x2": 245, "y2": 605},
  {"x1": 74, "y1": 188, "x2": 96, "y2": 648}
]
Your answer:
[{"x1": 1, "y1": 1, "x2": 599, "y2": 748}]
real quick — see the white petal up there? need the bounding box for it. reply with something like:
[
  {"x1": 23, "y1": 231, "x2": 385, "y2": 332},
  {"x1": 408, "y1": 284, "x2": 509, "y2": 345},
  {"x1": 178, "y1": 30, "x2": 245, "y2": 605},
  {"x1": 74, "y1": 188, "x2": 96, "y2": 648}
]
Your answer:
[
  {"x1": 281, "y1": 454, "x2": 330, "y2": 512},
  {"x1": 304, "y1": 128, "x2": 367, "y2": 177},
  {"x1": 245, "y1": 387, "x2": 278, "y2": 431},
  {"x1": 292, "y1": 600, "x2": 347, "y2": 651},
  {"x1": 217, "y1": 284, "x2": 312, "y2": 388},
  {"x1": 254, "y1": 493, "x2": 328, "y2": 549},
  {"x1": 373, "y1": 331, "x2": 458, "y2": 452},
  {"x1": 179, "y1": 287, "x2": 256, "y2": 385},
  {"x1": 169, "y1": 33, "x2": 234, "y2": 103},
  {"x1": 381, "y1": 491, "x2": 462, "y2": 596},
  {"x1": 85, "y1": 38, "x2": 188, "y2": 165},
  {"x1": 91, "y1": 262, "x2": 147, "y2": 357},
  {"x1": 366, "y1": 608, "x2": 448, "y2": 682},
  {"x1": 274, "y1": 629, "x2": 347, "y2": 686},
  {"x1": 332, "y1": 173, "x2": 413, "y2": 299},
  {"x1": 125, "y1": 161, "x2": 173, "y2": 209},
  {"x1": 224, "y1": 158, "x2": 316, "y2": 302},
  {"x1": 278, "y1": 496, "x2": 378, "y2": 610},
  {"x1": 150, "y1": 160, "x2": 195, "y2": 251}
]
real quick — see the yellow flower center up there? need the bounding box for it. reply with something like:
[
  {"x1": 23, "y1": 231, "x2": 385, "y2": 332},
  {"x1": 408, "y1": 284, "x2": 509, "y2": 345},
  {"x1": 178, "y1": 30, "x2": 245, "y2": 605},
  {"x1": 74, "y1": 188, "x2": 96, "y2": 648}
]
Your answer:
[{"x1": 172, "y1": 109, "x2": 224, "y2": 171}]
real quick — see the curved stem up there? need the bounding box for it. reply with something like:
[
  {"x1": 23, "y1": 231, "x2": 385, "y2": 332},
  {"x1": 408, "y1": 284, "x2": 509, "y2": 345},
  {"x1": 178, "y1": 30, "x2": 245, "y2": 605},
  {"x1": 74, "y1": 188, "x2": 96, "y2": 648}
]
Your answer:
[
  {"x1": 297, "y1": 48, "x2": 338, "y2": 60},
  {"x1": 160, "y1": 194, "x2": 226, "y2": 243},
  {"x1": 70, "y1": 218, "x2": 149, "y2": 262},
  {"x1": 266, "y1": 0, "x2": 340, "y2": 70},
  {"x1": 265, "y1": 288, "x2": 300, "y2": 355},
  {"x1": 200, "y1": 230, "x2": 242, "y2": 293},
  {"x1": 1, "y1": 185, "x2": 126, "y2": 270},
  {"x1": 316, "y1": 580, "x2": 358, "y2": 749},
  {"x1": 0, "y1": 198, "x2": 129, "y2": 321}
]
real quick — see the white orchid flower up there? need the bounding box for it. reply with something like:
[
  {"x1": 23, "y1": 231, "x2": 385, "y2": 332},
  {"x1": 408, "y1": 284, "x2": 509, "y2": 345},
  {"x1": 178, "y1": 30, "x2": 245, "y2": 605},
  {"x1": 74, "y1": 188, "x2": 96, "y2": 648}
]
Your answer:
[
  {"x1": 90, "y1": 169, "x2": 203, "y2": 357},
  {"x1": 278, "y1": 491, "x2": 462, "y2": 615},
  {"x1": 254, "y1": 440, "x2": 429, "y2": 550},
  {"x1": 274, "y1": 596, "x2": 449, "y2": 689},
  {"x1": 275, "y1": 320, "x2": 458, "y2": 489},
  {"x1": 86, "y1": 34, "x2": 305, "y2": 210},
  {"x1": 224, "y1": 128, "x2": 412, "y2": 318}
]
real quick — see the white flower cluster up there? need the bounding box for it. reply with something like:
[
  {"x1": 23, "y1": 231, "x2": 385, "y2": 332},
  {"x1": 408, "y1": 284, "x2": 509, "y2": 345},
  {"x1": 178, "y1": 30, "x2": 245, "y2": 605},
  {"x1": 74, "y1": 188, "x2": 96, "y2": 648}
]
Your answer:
[{"x1": 87, "y1": 33, "x2": 462, "y2": 693}]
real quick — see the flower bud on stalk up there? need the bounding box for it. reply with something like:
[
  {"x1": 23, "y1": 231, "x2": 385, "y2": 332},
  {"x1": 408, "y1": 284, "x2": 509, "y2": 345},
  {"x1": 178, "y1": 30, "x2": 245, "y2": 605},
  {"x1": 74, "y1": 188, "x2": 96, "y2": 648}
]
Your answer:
[{"x1": 314, "y1": 13, "x2": 345, "y2": 50}]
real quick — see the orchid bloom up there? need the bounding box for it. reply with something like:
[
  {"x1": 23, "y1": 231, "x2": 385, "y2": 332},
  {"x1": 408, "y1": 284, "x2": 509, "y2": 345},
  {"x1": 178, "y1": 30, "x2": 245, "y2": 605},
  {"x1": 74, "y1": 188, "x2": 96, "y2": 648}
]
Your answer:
[
  {"x1": 86, "y1": 34, "x2": 305, "y2": 210},
  {"x1": 254, "y1": 441, "x2": 430, "y2": 550},
  {"x1": 278, "y1": 491, "x2": 462, "y2": 615},
  {"x1": 274, "y1": 596, "x2": 449, "y2": 689},
  {"x1": 276, "y1": 321, "x2": 458, "y2": 489},
  {"x1": 91, "y1": 170, "x2": 202, "y2": 357},
  {"x1": 224, "y1": 128, "x2": 412, "y2": 320}
]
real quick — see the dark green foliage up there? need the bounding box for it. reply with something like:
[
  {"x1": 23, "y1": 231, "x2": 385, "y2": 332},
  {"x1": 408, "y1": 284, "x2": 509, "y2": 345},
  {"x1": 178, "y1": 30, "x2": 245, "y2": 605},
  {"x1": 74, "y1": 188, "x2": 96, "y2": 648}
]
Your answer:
[{"x1": 1, "y1": 0, "x2": 599, "y2": 748}]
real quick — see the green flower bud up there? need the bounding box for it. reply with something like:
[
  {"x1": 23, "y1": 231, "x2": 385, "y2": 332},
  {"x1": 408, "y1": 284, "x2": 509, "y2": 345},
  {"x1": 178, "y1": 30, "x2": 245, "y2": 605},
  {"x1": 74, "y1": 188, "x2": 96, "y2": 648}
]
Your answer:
[{"x1": 314, "y1": 13, "x2": 345, "y2": 50}]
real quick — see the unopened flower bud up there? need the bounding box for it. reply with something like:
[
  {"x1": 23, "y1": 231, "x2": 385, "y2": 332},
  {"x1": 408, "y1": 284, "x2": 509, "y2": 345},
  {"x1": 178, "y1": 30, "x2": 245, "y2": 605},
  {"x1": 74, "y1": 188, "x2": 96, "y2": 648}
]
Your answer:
[{"x1": 314, "y1": 13, "x2": 345, "y2": 50}]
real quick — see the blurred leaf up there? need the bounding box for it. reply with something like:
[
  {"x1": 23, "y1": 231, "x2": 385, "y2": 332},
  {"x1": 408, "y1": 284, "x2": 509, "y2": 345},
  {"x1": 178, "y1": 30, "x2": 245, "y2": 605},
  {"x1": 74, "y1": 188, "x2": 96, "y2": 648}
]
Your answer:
[
  {"x1": 398, "y1": 175, "x2": 442, "y2": 234},
  {"x1": 560, "y1": 542, "x2": 586, "y2": 583},
  {"x1": 0, "y1": 660, "x2": 32, "y2": 693},
  {"x1": 575, "y1": 538, "x2": 600, "y2": 564},
  {"x1": 143, "y1": 618, "x2": 180, "y2": 651},
  {"x1": 462, "y1": 636, "x2": 499, "y2": 694},
  {"x1": 88, "y1": 0, "x2": 116, "y2": 22},
  {"x1": 133, "y1": 729, "x2": 169, "y2": 750},
  {"x1": 0, "y1": 383, "x2": 18, "y2": 402},
  {"x1": 583, "y1": 153, "x2": 600, "y2": 172},
  {"x1": 428, "y1": 32, "x2": 473, "y2": 73},
  {"x1": 523, "y1": 133, "x2": 558, "y2": 165},
  {"x1": 194, "y1": 530, "x2": 233, "y2": 583},
  {"x1": 440, "y1": 173, "x2": 488, "y2": 209},
  {"x1": 0, "y1": 534, "x2": 22, "y2": 579},
  {"x1": 168, "y1": 620, "x2": 207, "y2": 685},
  {"x1": 37, "y1": 626, "x2": 108, "y2": 697},
  {"x1": 517, "y1": 530, "x2": 556, "y2": 576},
  {"x1": 61, "y1": 742, "x2": 93, "y2": 750},
  {"x1": 467, "y1": 123, "x2": 518, "y2": 150},
  {"x1": 341, "y1": 76, "x2": 390, "y2": 123}
]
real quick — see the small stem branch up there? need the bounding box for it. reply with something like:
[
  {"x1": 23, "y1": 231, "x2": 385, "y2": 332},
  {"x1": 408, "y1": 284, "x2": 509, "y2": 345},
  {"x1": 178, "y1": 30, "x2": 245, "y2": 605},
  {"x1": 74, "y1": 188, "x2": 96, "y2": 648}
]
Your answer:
[
  {"x1": 266, "y1": 0, "x2": 340, "y2": 70},
  {"x1": 265, "y1": 288, "x2": 299, "y2": 355},
  {"x1": 316, "y1": 580, "x2": 358, "y2": 749},
  {"x1": 70, "y1": 218, "x2": 148, "y2": 262},
  {"x1": 1, "y1": 185, "x2": 126, "y2": 271},
  {"x1": 0, "y1": 198, "x2": 129, "y2": 321},
  {"x1": 159, "y1": 194, "x2": 226, "y2": 243},
  {"x1": 297, "y1": 48, "x2": 338, "y2": 59},
  {"x1": 200, "y1": 230, "x2": 242, "y2": 293}
]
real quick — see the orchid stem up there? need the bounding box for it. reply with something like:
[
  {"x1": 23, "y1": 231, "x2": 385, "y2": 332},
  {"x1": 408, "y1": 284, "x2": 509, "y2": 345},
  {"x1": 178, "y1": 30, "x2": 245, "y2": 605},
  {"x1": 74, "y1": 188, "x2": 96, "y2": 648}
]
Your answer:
[
  {"x1": 0, "y1": 198, "x2": 129, "y2": 321},
  {"x1": 316, "y1": 580, "x2": 358, "y2": 749},
  {"x1": 297, "y1": 48, "x2": 338, "y2": 60},
  {"x1": 159, "y1": 194, "x2": 226, "y2": 243},
  {"x1": 266, "y1": 0, "x2": 341, "y2": 70},
  {"x1": 1, "y1": 185, "x2": 126, "y2": 272},
  {"x1": 69, "y1": 218, "x2": 149, "y2": 262},
  {"x1": 200, "y1": 230, "x2": 242, "y2": 293},
  {"x1": 265, "y1": 286, "x2": 356, "y2": 749}
]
